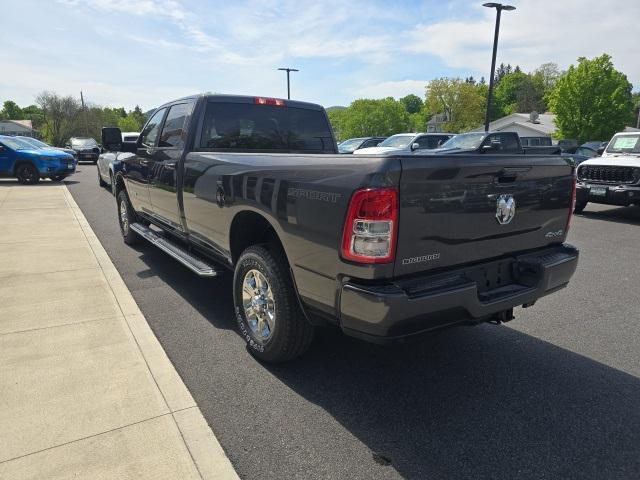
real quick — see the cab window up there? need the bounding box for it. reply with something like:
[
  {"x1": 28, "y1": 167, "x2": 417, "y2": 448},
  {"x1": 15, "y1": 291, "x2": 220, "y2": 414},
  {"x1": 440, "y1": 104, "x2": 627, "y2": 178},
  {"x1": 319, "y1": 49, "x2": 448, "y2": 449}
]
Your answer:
[
  {"x1": 140, "y1": 108, "x2": 167, "y2": 147},
  {"x1": 159, "y1": 103, "x2": 190, "y2": 148}
]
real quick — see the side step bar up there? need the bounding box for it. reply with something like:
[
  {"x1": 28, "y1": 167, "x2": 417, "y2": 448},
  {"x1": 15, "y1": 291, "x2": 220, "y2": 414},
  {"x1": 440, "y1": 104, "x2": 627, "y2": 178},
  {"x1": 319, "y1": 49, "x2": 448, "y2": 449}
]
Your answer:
[{"x1": 130, "y1": 223, "x2": 220, "y2": 277}]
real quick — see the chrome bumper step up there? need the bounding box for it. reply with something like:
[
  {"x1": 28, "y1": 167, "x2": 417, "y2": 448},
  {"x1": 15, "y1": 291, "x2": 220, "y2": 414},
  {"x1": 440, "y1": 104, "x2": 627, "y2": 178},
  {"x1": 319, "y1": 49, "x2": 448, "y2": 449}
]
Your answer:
[{"x1": 130, "y1": 223, "x2": 220, "y2": 277}]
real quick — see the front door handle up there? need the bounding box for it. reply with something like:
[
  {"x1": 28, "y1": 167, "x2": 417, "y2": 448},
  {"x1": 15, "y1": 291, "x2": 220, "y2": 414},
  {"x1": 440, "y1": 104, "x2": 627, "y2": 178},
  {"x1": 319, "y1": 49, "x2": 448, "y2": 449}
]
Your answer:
[
  {"x1": 140, "y1": 159, "x2": 151, "y2": 166},
  {"x1": 164, "y1": 162, "x2": 177, "y2": 170}
]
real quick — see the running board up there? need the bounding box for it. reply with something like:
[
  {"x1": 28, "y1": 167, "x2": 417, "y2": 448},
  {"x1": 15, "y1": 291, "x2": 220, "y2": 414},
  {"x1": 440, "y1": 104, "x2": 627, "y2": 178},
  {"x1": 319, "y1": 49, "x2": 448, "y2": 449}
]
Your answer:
[{"x1": 130, "y1": 223, "x2": 220, "y2": 277}]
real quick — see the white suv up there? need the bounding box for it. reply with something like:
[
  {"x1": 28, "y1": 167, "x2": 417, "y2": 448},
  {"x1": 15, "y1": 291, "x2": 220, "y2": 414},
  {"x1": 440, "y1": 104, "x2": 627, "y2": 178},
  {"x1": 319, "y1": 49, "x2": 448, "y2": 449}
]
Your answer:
[{"x1": 575, "y1": 132, "x2": 640, "y2": 212}]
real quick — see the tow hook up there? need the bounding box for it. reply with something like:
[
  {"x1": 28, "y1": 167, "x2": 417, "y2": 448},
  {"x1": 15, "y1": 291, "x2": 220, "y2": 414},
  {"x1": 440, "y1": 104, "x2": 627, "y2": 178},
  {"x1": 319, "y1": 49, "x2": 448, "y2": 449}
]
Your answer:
[{"x1": 488, "y1": 308, "x2": 514, "y2": 325}]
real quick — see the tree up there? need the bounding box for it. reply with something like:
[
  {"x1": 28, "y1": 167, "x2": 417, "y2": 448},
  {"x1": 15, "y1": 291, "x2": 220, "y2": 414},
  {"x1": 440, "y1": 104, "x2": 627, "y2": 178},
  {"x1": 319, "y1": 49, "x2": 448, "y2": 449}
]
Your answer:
[
  {"x1": 118, "y1": 115, "x2": 142, "y2": 132},
  {"x1": 533, "y1": 62, "x2": 562, "y2": 92},
  {"x1": 327, "y1": 98, "x2": 411, "y2": 140},
  {"x1": 424, "y1": 78, "x2": 485, "y2": 132},
  {"x1": 36, "y1": 91, "x2": 81, "y2": 146},
  {"x1": 548, "y1": 54, "x2": 633, "y2": 143},
  {"x1": 494, "y1": 71, "x2": 546, "y2": 115},
  {"x1": 399, "y1": 94, "x2": 423, "y2": 114},
  {"x1": 1, "y1": 100, "x2": 23, "y2": 120}
]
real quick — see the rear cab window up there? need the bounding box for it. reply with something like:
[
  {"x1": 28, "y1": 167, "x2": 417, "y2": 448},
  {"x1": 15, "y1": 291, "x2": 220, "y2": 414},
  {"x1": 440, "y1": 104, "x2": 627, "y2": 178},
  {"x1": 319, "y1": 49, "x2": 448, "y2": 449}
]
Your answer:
[{"x1": 198, "y1": 101, "x2": 335, "y2": 153}]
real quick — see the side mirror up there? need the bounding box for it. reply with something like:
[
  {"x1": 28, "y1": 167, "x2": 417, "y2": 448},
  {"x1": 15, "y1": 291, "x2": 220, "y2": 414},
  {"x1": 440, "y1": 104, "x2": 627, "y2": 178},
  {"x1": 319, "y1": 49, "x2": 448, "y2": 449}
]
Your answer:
[
  {"x1": 102, "y1": 127, "x2": 123, "y2": 152},
  {"x1": 411, "y1": 142, "x2": 420, "y2": 151},
  {"x1": 597, "y1": 146, "x2": 605, "y2": 156},
  {"x1": 65, "y1": 144, "x2": 71, "y2": 148}
]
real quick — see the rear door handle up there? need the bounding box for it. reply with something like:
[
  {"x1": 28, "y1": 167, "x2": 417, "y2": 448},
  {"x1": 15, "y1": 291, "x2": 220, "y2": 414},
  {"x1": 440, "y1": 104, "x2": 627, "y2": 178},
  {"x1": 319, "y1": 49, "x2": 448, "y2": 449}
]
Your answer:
[{"x1": 164, "y1": 162, "x2": 177, "y2": 170}]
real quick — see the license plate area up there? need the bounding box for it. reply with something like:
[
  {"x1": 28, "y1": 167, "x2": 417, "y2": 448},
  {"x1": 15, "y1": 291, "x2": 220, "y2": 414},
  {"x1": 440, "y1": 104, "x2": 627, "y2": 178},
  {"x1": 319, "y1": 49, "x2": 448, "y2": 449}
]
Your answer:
[
  {"x1": 466, "y1": 260, "x2": 515, "y2": 293},
  {"x1": 590, "y1": 186, "x2": 607, "y2": 197}
]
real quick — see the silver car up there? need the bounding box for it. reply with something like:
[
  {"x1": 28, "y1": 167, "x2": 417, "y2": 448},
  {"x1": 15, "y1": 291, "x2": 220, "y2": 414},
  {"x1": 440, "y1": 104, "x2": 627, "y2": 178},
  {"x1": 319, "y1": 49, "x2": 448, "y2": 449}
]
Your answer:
[{"x1": 97, "y1": 132, "x2": 139, "y2": 194}]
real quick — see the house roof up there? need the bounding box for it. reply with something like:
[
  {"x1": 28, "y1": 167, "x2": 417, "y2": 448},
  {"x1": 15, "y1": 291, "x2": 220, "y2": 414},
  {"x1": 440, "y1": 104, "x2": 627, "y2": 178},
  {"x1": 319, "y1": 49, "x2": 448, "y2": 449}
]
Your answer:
[
  {"x1": 470, "y1": 113, "x2": 557, "y2": 135},
  {"x1": 0, "y1": 119, "x2": 34, "y2": 131}
]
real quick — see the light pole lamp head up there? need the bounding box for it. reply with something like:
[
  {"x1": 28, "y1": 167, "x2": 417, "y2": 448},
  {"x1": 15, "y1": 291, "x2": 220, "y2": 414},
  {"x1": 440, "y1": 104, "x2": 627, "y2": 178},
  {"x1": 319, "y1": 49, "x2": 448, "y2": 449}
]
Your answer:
[{"x1": 482, "y1": 2, "x2": 516, "y2": 10}]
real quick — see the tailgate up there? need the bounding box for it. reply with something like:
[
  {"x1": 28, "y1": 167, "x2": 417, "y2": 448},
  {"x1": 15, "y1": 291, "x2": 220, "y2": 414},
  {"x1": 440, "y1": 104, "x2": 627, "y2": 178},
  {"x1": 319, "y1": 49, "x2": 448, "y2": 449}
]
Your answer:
[{"x1": 395, "y1": 155, "x2": 573, "y2": 276}]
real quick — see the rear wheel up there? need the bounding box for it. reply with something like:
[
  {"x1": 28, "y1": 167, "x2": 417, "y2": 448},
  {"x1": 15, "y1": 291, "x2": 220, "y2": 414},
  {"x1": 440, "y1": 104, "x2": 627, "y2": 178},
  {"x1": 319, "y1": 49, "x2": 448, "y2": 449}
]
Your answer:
[
  {"x1": 16, "y1": 163, "x2": 40, "y2": 185},
  {"x1": 233, "y1": 245, "x2": 314, "y2": 363},
  {"x1": 50, "y1": 175, "x2": 65, "y2": 182},
  {"x1": 116, "y1": 190, "x2": 140, "y2": 245},
  {"x1": 110, "y1": 172, "x2": 116, "y2": 196},
  {"x1": 574, "y1": 201, "x2": 587, "y2": 213}
]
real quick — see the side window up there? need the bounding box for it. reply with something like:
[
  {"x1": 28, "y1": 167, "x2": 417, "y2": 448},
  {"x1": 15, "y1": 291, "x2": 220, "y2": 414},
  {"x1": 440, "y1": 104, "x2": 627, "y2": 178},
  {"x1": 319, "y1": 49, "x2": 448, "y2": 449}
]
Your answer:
[
  {"x1": 415, "y1": 136, "x2": 432, "y2": 149},
  {"x1": 140, "y1": 108, "x2": 167, "y2": 147},
  {"x1": 159, "y1": 103, "x2": 190, "y2": 148},
  {"x1": 499, "y1": 134, "x2": 520, "y2": 152},
  {"x1": 363, "y1": 139, "x2": 380, "y2": 148}
]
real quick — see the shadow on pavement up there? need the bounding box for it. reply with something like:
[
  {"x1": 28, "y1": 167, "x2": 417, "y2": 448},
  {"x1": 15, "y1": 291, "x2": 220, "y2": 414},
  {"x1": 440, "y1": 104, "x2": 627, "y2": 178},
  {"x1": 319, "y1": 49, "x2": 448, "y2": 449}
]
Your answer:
[
  {"x1": 578, "y1": 204, "x2": 640, "y2": 226},
  {"x1": 264, "y1": 325, "x2": 640, "y2": 479}
]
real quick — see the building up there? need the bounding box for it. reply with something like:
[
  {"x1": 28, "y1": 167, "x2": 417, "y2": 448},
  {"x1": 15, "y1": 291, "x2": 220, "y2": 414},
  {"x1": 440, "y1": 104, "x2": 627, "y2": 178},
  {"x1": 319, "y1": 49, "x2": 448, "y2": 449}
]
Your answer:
[
  {"x1": 426, "y1": 113, "x2": 449, "y2": 133},
  {"x1": 0, "y1": 119, "x2": 38, "y2": 138},
  {"x1": 470, "y1": 112, "x2": 557, "y2": 141}
]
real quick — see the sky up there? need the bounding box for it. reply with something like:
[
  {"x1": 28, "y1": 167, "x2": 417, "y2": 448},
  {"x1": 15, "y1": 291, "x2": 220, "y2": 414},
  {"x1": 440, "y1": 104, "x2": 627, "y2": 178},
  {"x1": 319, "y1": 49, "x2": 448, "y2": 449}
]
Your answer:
[{"x1": 1, "y1": 0, "x2": 639, "y2": 111}]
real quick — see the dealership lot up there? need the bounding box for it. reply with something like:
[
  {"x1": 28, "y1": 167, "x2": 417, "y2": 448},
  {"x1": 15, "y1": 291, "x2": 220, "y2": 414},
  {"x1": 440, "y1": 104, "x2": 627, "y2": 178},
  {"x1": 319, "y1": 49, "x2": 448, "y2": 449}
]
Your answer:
[{"x1": 61, "y1": 164, "x2": 640, "y2": 480}]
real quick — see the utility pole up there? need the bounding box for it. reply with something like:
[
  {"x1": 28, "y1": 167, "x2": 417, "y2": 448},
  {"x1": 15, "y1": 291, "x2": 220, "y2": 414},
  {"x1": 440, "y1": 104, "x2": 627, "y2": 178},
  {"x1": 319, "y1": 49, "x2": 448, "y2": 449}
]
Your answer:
[
  {"x1": 80, "y1": 91, "x2": 89, "y2": 136},
  {"x1": 482, "y1": 3, "x2": 516, "y2": 132},
  {"x1": 277, "y1": 67, "x2": 299, "y2": 99}
]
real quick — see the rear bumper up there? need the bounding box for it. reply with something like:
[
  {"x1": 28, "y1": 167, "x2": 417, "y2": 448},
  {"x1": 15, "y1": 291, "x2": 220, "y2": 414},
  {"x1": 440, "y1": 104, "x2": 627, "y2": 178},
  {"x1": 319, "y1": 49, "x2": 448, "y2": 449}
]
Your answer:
[
  {"x1": 38, "y1": 162, "x2": 76, "y2": 177},
  {"x1": 339, "y1": 244, "x2": 579, "y2": 342},
  {"x1": 577, "y1": 183, "x2": 640, "y2": 206}
]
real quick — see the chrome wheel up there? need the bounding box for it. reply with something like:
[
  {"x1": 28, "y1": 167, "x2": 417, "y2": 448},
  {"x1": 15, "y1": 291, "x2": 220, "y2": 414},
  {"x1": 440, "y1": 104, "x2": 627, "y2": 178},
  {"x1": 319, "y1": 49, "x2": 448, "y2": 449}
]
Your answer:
[
  {"x1": 119, "y1": 199, "x2": 129, "y2": 234},
  {"x1": 242, "y1": 269, "x2": 276, "y2": 343}
]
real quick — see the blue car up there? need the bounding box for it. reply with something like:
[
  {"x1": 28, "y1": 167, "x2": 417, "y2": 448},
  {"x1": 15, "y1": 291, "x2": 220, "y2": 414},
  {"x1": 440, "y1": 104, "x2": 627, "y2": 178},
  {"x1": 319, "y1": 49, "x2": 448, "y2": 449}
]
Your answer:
[{"x1": 0, "y1": 135, "x2": 76, "y2": 184}]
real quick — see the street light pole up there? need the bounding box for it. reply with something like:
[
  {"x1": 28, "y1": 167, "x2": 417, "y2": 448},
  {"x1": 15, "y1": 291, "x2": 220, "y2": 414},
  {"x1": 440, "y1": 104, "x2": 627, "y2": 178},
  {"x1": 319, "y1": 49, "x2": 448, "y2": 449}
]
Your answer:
[
  {"x1": 482, "y1": 3, "x2": 515, "y2": 132},
  {"x1": 278, "y1": 67, "x2": 299, "y2": 99}
]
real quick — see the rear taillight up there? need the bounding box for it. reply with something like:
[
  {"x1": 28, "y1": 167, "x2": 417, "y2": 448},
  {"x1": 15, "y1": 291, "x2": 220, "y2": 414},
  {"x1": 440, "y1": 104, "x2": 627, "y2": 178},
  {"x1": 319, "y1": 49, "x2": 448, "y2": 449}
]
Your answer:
[
  {"x1": 565, "y1": 171, "x2": 577, "y2": 234},
  {"x1": 254, "y1": 97, "x2": 285, "y2": 106},
  {"x1": 341, "y1": 188, "x2": 398, "y2": 264}
]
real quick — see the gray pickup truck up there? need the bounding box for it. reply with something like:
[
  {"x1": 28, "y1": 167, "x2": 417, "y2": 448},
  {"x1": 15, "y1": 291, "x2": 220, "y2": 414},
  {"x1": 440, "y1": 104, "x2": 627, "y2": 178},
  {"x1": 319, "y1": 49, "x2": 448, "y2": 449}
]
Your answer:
[{"x1": 102, "y1": 93, "x2": 579, "y2": 362}]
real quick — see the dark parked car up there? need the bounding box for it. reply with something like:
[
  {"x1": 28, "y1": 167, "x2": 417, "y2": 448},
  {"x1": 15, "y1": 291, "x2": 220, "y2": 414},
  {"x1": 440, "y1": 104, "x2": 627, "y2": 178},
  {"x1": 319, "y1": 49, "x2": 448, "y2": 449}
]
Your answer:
[
  {"x1": 338, "y1": 137, "x2": 386, "y2": 154},
  {"x1": 104, "y1": 93, "x2": 578, "y2": 363},
  {"x1": 426, "y1": 131, "x2": 561, "y2": 155},
  {"x1": 66, "y1": 137, "x2": 100, "y2": 163}
]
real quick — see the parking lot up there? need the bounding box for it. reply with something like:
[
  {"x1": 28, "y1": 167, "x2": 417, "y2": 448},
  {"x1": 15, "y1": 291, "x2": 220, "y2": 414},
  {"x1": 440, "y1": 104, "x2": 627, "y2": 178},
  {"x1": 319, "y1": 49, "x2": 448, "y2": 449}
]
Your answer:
[{"x1": 64, "y1": 164, "x2": 640, "y2": 480}]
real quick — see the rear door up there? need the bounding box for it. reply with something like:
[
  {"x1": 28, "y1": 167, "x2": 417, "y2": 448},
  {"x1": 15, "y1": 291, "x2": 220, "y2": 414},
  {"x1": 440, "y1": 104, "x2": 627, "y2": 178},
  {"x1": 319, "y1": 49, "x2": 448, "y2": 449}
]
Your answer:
[
  {"x1": 148, "y1": 102, "x2": 193, "y2": 230},
  {"x1": 127, "y1": 108, "x2": 166, "y2": 213},
  {"x1": 395, "y1": 155, "x2": 573, "y2": 276},
  {"x1": 0, "y1": 141, "x2": 14, "y2": 173}
]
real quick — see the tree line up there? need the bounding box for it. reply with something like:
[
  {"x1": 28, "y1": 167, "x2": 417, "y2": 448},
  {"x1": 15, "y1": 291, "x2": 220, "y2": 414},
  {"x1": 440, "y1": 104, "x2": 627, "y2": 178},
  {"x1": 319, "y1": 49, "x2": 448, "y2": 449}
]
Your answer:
[
  {"x1": 0, "y1": 92, "x2": 148, "y2": 146},
  {"x1": 329, "y1": 54, "x2": 640, "y2": 144}
]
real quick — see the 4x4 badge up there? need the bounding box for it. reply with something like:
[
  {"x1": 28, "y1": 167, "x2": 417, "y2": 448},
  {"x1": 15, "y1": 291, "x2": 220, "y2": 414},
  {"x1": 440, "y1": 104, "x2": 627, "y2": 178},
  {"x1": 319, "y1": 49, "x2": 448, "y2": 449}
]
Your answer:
[{"x1": 495, "y1": 194, "x2": 516, "y2": 225}]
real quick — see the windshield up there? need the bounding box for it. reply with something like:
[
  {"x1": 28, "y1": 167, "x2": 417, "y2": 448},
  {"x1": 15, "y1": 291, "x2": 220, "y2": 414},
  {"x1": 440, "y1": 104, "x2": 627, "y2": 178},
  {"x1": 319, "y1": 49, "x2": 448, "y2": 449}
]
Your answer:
[
  {"x1": 0, "y1": 137, "x2": 35, "y2": 150},
  {"x1": 605, "y1": 135, "x2": 640, "y2": 154},
  {"x1": 440, "y1": 133, "x2": 486, "y2": 150},
  {"x1": 338, "y1": 138, "x2": 365, "y2": 153},
  {"x1": 378, "y1": 135, "x2": 414, "y2": 149},
  {"x1": 71, "y1": 138, "x2": 98, "y2": 147},
  {"x1": 19, "y1": 137, "x2": 49, "y2": 148}
]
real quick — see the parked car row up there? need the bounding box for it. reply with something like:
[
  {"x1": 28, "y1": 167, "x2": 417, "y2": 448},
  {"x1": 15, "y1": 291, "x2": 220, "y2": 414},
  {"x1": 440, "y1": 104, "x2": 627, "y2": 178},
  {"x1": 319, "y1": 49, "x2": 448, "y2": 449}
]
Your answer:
[{"x1": 97, "y1": 131, "x2": 139, "y2": 194}]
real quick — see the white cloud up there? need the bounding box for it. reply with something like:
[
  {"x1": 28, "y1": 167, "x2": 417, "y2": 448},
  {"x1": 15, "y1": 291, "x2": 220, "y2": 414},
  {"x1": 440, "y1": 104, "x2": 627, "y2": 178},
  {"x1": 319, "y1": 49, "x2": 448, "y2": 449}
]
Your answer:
[{"x1": 405, "y1": 0, "x2": 640, "y2": 86}]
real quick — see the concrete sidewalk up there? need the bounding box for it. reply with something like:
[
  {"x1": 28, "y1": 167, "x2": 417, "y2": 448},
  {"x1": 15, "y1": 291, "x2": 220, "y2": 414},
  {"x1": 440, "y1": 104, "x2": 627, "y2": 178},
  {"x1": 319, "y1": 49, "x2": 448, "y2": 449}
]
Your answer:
[{"x1": 0, "y1": 182, "x2": 239, "y2": 480}]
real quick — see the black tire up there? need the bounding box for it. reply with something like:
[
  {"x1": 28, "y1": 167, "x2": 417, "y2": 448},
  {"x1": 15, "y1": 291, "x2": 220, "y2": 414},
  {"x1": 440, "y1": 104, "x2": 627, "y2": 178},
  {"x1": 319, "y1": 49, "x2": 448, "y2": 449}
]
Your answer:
[
  {"x1": 110, "y1": 172, "x2": 116, "y2": 196},
  {"x1": 16, "y1": 163, "x2": 40, "y2": 185},
  {"x1": 50, "y1": 175, "x2": 65, "y2": 182},
  {"x1": 98, "y1": 168, "x2": 107, "y2": 187},
  {"x1": 116, "y1": 190, "x2": 140, "y2": 245},
  {"x1": 233, "y1": 245, "x2": 314, "y2": 363},
  {"x1": 574, "y1": 201, "x2": 587, "y2": 214}
]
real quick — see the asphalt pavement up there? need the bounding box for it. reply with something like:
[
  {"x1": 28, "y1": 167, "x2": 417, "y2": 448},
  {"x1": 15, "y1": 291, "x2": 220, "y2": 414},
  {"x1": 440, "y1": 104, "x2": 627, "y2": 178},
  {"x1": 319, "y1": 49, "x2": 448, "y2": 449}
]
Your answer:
[{"x1": 67, "y1": 164, "x2": 640, "y2": 480}]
